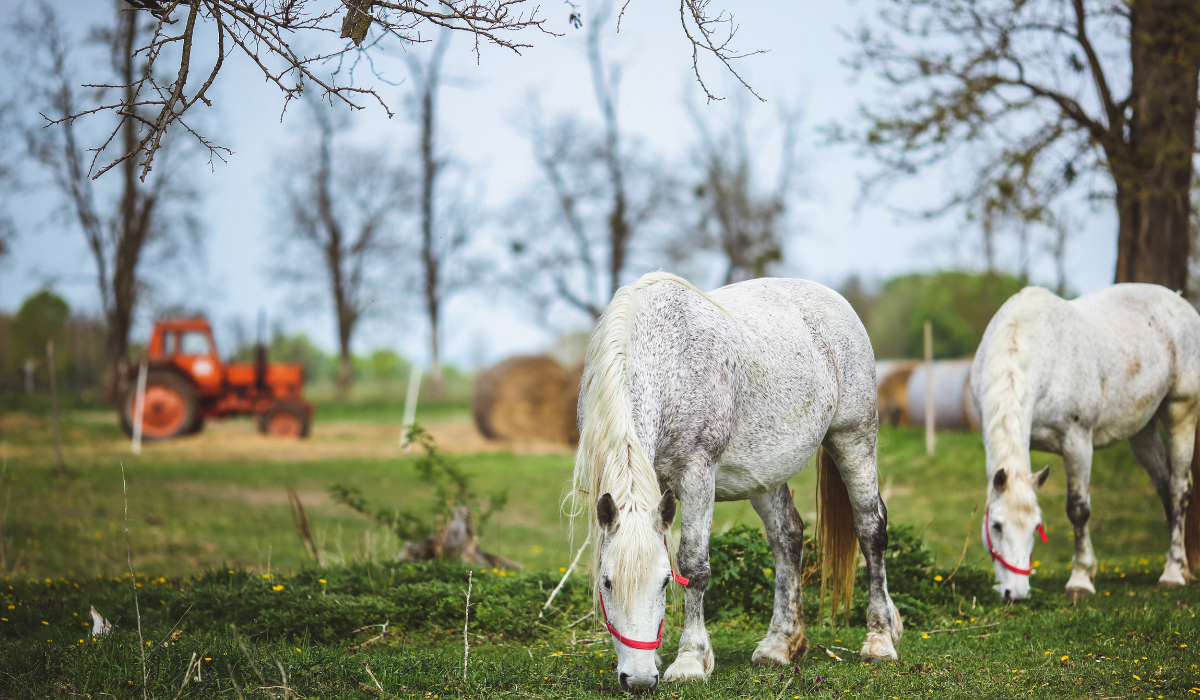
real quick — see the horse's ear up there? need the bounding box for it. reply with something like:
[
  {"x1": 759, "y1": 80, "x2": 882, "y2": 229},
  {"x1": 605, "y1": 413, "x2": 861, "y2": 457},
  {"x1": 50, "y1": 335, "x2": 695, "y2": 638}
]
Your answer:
[
  {"x1": 657, "y1": 489, "x2": 676, "y2": 529},
  {"x1": 1034, "y1": 466, "x2": 1050, "y2": 490},
  {"x1": 597, "y1": 493, "x2": 617, "y2": 530},
  {"x1": 993, "y1": 468, "x2": 1007, "y2": 492}
]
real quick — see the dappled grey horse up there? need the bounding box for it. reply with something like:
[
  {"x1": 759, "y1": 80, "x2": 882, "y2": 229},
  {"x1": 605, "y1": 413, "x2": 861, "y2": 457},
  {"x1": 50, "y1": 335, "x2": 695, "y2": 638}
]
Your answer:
[
  {"x1": 970, "y1": 284, "x2": 1200, "y2": 602},
  {"x1": 569, "y1": 272, "x2": 902, "y2": 693}
]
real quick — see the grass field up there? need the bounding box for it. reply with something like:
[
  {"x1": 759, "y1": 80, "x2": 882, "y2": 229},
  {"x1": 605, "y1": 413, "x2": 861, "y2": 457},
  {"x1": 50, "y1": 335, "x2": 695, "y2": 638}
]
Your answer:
[{"x1": 0, "y1": 402, "x2": 1197, "y2": 698}]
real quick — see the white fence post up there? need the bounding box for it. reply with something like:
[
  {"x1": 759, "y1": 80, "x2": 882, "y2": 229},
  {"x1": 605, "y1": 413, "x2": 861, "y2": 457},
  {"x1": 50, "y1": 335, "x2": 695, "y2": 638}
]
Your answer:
[
  {"x1": 400, "y1": 365, "x2": 422, "y2": 447},
  {"x1": 131, "y1": 361, "x2": 148, "y2": 456}
]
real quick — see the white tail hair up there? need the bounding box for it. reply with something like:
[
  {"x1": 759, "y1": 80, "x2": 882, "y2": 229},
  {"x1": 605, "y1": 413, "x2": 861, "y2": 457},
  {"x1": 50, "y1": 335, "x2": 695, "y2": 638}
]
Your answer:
[
  {"x1": 980, "y1": 288, "x2": 1049, "y2": 481},
  {"x1": 568, "y1": 272, "x2": 719, "y2": 607}
]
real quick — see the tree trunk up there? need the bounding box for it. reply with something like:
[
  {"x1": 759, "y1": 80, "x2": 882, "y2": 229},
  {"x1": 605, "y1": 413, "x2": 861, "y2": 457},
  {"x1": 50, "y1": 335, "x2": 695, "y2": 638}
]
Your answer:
[
  {"x1": 1113, "y1": 0, "x2": 1200, "y2": 293},
  {"x1": 104, "y1": 4, "x2": 145, "y2": 403},
  {"x1": 419, "y1": 60, "x2": 443, "y2": 400},
  {"x1": 336, "y1": 286, "x2": 353, "y2": 401}
]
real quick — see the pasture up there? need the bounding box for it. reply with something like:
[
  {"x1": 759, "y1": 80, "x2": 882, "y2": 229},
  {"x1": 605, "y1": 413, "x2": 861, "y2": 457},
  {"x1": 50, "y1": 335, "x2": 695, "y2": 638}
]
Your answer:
[{"x1": 0, "y1": 402, "x2": 1197, "y2": 697}]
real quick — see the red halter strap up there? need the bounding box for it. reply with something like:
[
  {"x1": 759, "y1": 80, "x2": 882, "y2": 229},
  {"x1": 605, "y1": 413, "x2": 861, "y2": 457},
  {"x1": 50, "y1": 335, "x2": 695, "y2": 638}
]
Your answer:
[
  {"x1": 984, "y1": 506, "x2": 1048, "y2": 576},
  {"x1": 597, "y1": 573, "x2": 689, "y2": 651}
]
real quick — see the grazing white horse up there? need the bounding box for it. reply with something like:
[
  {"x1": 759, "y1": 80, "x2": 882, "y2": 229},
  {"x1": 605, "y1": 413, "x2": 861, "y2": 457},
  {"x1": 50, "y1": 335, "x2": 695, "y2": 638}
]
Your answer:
[
  {"x1": 970, "y1": 284, "x2": 1200, "y2": 601},
  {"x1": 570, "y1": 272, "x2": 902, "y2": 693}
]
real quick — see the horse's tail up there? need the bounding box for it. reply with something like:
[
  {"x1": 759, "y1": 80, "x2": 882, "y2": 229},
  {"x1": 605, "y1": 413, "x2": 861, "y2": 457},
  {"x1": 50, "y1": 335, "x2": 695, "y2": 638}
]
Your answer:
[
  {"x1": 817, "y1": 447, "x2": 857, "y2": 626},
  {"x1": 1186, "y1": 423, "x2": 1200, "y2": 576}
]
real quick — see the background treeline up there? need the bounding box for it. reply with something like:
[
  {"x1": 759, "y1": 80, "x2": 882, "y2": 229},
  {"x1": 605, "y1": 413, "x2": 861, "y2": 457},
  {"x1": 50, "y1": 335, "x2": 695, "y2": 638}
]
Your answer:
[{"x1": 2, "y1": 270, "x2": 1032, "y2": 401}]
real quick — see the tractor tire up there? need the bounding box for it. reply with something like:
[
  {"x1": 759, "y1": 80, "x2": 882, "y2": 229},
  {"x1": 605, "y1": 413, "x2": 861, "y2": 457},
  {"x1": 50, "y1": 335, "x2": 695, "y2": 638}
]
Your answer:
[
  {"x1": 259, "y1": 400, "x2": 310, "y2": 439},
  {"x1": 119, "y1": 371, "x2": 198, "y2": 441}
]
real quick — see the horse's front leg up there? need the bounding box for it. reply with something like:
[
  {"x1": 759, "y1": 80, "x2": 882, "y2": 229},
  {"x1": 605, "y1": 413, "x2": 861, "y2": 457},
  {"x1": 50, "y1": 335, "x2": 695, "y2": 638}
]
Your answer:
[
  {"x1": 1160, "y1": 401, "x2": 1198, "y2": 587},
  {"x1": 663, "y1": 457, "x2": 716, "y2": 683},
  {"x1": 1061, "y1": 432, "x2": 1097, "y2": 597},
  {"x1": 749, "y1": 483, "x2": 808, "y2": 666}
]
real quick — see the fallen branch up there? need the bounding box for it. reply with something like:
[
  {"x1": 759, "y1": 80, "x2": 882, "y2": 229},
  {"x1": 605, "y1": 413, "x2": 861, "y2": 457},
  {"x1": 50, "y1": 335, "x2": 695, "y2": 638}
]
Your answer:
[
  {"x1": 463, "y1": 571, "x2": 473, "y2": 683},
  {"x1": 541, "y1": 535, "x2": 589, "y2": 617},
  {"x1": 565, "y1": 611, "x2": 594, "y2": 629},
  {"x1": 923, "y1": 622, "x2": 1000, "y2": 635},
  {"x1": 364, "y1": 662, "x2": 386, "y2": 698},
  {"x1": 772, "y1": 676, "x2": 794, "y2": 700},
  {"x1": 815, "y1": 643, "x2": 843, "y2": 662}
]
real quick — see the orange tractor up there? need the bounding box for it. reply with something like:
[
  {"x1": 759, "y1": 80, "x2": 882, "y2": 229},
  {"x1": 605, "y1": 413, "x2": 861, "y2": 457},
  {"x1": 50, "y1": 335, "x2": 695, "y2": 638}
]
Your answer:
[{"x1": 119, "y1": 318, "x2": 314, "y2": 441}]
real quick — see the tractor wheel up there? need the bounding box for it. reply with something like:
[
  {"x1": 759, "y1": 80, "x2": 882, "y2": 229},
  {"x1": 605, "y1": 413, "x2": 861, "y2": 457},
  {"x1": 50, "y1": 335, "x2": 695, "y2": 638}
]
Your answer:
[
  {"x1": 259, "y1": 401, "x2": 310, "y2": 439},
  {"x1": 119, "y1": 371, "x2": 197, "y2": 441}
]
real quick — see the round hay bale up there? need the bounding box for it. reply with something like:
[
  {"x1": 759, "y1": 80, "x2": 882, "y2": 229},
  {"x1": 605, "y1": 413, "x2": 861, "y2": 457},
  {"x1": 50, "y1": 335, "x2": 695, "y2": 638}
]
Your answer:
[
  {"x1": 876, "y1": 360, "x2": 918, "y2": 427},
  {"x1": 562, "y1": 363, "x2": 583, "y2": 445},
  {"x1": 473, "y1": 355, "x2": 570, "y2": 442},
  {"x1": 905, "y1": 359, "x2": 975, "y2": 431}
]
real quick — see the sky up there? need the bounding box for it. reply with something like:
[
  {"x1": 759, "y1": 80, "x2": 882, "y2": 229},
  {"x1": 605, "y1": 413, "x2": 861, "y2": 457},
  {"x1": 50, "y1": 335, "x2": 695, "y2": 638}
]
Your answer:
[{"x1": 0, "y1": 0, "x2": 1121, "y2": 369}]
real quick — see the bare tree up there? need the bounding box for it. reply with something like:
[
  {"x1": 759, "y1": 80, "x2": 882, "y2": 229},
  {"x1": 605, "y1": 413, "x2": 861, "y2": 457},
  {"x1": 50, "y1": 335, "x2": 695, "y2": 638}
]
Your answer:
[
  {"x1": 17, "y1": 2, "x2": 198, "y2": 402},
  {"x1": 844, "y1": 0, "x2": 1200, "y2": 293},
  {"x1": 403, "y1": 31, "x2": 454, "y2": 399},
  {"x1": 275, "y1": 100, "x2": 402, "y2": 400},
  {"x1": 507, "y1": 0, "x2": 673, "y2": 320},
  {"x1": 49, "y1": 0, "x2": 760, "y2": 183},
  {"x1": 670, "y1": 99, "x2": 801, "y2": 285}
]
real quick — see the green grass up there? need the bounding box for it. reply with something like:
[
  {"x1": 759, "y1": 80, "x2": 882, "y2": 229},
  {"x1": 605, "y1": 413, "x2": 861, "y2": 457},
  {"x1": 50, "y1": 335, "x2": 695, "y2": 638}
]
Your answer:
[
  {"x1": 0, "y1": 416, "x2": 1197, "y2": 697},
  {"x1": 0, "y1": 565, "x2": 1196, "y2": 698}
]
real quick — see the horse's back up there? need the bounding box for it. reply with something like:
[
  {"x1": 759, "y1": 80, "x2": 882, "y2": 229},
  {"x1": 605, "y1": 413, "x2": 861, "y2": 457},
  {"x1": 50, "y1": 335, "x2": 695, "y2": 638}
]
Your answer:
[
  {"x1": 705, "y1": 278, "x2": 876, "y2": 498},
  {"x1": 974, "y1": 283, "x2": 1200, "y2": 449}
]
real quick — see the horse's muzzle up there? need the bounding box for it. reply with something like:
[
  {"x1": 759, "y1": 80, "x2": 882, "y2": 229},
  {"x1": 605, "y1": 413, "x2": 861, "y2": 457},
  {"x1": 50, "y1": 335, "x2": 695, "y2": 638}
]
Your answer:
[{"x1": 619, "y1": 672, "x2": 659, "y2": 694}]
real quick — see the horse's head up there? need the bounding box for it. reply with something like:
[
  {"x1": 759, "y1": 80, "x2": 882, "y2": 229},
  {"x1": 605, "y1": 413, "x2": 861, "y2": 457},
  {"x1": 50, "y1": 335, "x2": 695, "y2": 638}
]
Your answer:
[
  {"x1": 982, "y1": 466, "x2": 1050, "y2": 601},
  {"x1": 595, "y1": 489, "x2": 678, "y2": 694}
]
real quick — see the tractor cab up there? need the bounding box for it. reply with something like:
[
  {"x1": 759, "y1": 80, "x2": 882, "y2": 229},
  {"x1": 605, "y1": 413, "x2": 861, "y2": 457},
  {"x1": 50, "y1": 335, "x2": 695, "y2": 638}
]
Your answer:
[
  {"x1": 120, "y1": 317, "x2": 313, "y2": 441},
  {"x1": 147, "y1": 319, "x2": 223, "y2": 394}
]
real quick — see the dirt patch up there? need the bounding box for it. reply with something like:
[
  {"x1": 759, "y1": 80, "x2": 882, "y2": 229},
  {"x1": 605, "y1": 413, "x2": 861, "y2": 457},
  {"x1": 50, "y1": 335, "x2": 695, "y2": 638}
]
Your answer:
[
  {"x1": 162, "y1": 481, "x2": 336, "y2": 509},
  {"x1": 1, "y1": 413, "x2": 574, "y2": 463}
]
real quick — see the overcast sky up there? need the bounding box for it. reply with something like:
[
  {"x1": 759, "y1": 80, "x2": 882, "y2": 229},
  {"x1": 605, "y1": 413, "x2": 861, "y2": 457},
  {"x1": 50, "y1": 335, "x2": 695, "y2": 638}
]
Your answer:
[{"x1": 0, "y1": 0, "x2": 1120, "y2": 369}]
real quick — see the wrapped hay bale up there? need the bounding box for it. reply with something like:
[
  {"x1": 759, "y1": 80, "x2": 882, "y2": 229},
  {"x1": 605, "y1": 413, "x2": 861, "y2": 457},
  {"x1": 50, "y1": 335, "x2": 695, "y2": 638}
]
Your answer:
[
  {"x1": 473, "y1": 355, "x2": 571, "y2": 442},
  {"x1": 905, "y1": 359, "x2": 980, "y2": 431},
  {"x1": 876, "y1": 360, "x2": 919, "y2": 427}
]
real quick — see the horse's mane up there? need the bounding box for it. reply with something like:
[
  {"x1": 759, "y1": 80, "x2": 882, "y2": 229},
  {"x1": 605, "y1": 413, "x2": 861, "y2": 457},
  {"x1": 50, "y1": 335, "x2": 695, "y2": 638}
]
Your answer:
[
  {"x1": 568, "y1": 271, "x2": 719, "y2": 610},
  {"x1": 980, "y1": 288, "x2": 1051, "y2": 503}
]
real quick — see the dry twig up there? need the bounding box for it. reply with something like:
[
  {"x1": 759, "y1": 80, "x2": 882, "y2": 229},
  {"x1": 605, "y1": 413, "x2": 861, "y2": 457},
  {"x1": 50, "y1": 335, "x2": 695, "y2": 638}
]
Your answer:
[{"x1": 121, "y1": 462, "x2": 148, "y2": 699}]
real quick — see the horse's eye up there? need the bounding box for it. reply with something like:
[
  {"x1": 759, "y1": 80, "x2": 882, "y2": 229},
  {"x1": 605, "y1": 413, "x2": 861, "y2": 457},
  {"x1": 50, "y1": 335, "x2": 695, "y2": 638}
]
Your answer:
[
  {"x1": 993, "y1": 523, "x2": 1003, "y2": 533},
  {"x1": 662, "y1": 577, "x2": 670, "y2": 590},
  {"x1": 603, "y1": 579, "x2": 612, "y2": 591}
]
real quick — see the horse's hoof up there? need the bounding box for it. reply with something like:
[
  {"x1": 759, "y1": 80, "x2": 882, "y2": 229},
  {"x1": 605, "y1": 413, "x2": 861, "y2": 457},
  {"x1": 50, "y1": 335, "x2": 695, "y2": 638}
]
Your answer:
[
  {"x1": 752, "y1": 633, "x2": 807, "y2": 666},
  {"x1": 1065, "y1": 588, "x2": 1092, "y2": 601},
  {"x1": 1158, "y1": 580, "x2": 1183, "y2": 589},
  {"x1": 662, "y1": 650, "x2": 713, "y2": 683},
  {"x1": 861, "y1": 656, "x2": 883, "y2": 665}
]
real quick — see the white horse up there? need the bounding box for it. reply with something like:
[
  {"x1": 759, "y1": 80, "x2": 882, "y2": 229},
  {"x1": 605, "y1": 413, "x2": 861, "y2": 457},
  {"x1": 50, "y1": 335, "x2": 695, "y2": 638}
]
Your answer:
[
  {"x1": 969, "y1": 284, "x2": 1200, "y2": 602},
  {"x1": 570, "y1": 272, "x2": 902, "y2": 693}
]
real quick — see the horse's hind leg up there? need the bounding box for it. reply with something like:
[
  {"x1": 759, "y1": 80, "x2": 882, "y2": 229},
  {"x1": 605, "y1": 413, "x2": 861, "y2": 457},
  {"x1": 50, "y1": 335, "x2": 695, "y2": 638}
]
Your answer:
[
  {"x1": 1158, "y1": 400, "x2": 1198, "y2": 586},
  {"x1": 823, "y1": 431, "x2": 902, "y2": 662},
  {"x1": 749, "y1": 483, "x2": 808, "y2": 666},
  {"x1": 1129, "y1": 419, "x2": 1179, "y2": 585}
]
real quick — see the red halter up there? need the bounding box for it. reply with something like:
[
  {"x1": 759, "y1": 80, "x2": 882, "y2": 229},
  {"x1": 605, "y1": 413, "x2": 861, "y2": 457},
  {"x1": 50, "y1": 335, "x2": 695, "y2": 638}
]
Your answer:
[
  {"x1": 984, "y1": 506, "x2": 1048, "y2": 576},
  {"x1": 598, "y1": 572, "x2": 690, "y2": 650}
]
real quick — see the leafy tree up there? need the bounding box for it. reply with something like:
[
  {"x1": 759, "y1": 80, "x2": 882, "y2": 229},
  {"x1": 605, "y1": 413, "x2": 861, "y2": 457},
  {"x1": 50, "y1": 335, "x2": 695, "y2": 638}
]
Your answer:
[
  {"x1": 845, "y1": 0, "x2": 1200, "y2": 292},
  {"x1": 849, "y1": 272, "x2": 1026, "y2": 359},
  {"x1": 11, "y1": 290, "x2": 69, "y2": 366}
]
